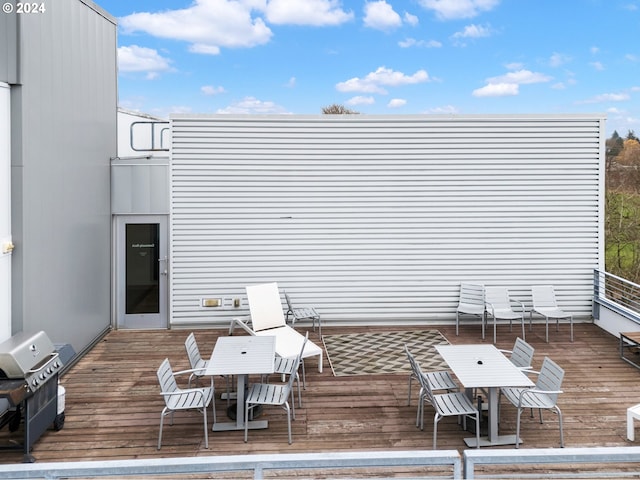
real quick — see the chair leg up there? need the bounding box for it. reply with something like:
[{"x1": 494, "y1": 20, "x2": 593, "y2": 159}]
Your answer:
[
  {"x1": 158, "y1": 411, "x2": 166, "y2": 450},
  {"x1": 433, "y1": 414, "x2": 440, "y2": 449},
  {"x1": 407, "y1": 374, "x2": 413, "y2": 406},
  {"x1": 515, "y1": 408, "x2": 522, "y2": 449},
  {"x1": 474, "y1": 413, "x2": 480, "y2": 448},
  {"x1": 244, "y1": 401, "x2": 250, "y2": 442},
  {"x1": 545, "y1": 317, "x2": 550, "y2": 343},
  {"x1": 203, "y1": 403, "x2": 209, "y2": 449},
  {"x1": 285, "y1": 402, "x2": 293, "y2": 444},
  {"x1": 557, "y1": 406, "x2": 564, "y2": 447}
]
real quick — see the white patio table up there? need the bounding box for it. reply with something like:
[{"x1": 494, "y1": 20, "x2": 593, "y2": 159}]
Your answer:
[
  {"x1": 435, "y1": 344, "x2": 534, "y2": 447},
  {"x1": 205, "y1": 335, "x2": 275, "y2": 432}
]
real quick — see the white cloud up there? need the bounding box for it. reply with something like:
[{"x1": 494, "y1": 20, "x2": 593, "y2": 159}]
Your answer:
[
  {"x1": 590, "y1": 61, "x2": 605, "y2": 71},
  {"x1": 264, "y1": 0, "x2": 354, "y2": 25},
  {"x1": 452, "y1": 23, "x2": 492, "y2": 39},
  {"x1": 398, "y1": 38, "x2": 442, "y2": 48},
  {"x1": 284, "y1": 77, "x2": 297, "y2": 88},
  {"x1": 549, "y1": 52, "x2": 571, "y2": 67},
  {"x1": 346, "y1": 96, "x2": 375, "y2": 105},
  {"x1": 579, "y1": 92, "x2": 631, "y2": 104},
  {"x1": 336, "y1": 66, "x2": 430, "y2": 94},
  {"x1": 486, "y1": 69, "x2": 552, "y2": 85},
  {"x1": 425, "y1": 105, "x2": 459, "y2": 114},
  {"x1": 216, "y1": 96, "x2": 290, "y2": 114},
  {"x1": 363, "y1": 1, "x2": 402, "y2": 31},
  {"x1": 625, "y1": 54, "x2": 639, "y2": 62},
  {"x1": 473, "y1": 82, "x2": 519, "y2": 97},
  {"x1": 590, "y1": 46, "x2": 600, "y2": 55},
  {"x1": 119, "y1": 0, "x2": 273, "y2": 54},
  {"x1": 201, "y1": 85, "x2": 226, "y2": 96},
  {"x1": 404, "y1": 12, "x2": 419, "y2": 26},
  {"x1": 387, "y1": 98, "x2": 407, "y2": 108},
  {"x1": 117, "y1": 45, "x2": 172, "y2": 78},
  {"x1": 419, "y1": 0, "x2": 500, "y2": 20}
]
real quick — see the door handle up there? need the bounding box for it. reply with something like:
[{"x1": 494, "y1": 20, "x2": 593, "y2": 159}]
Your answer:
[{"x1": 158, "y1": 256, "x2": 168, "y2": 276}]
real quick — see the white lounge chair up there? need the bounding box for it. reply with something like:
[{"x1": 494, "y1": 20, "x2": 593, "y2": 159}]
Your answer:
[{"x1": 229, "y1": 282, "x2": 323, "y2": 373}]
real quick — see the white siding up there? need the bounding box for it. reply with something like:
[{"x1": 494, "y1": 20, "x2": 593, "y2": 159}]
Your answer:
[{"x1": 169, "y1": 114, "x2": 605, "y2": 327}]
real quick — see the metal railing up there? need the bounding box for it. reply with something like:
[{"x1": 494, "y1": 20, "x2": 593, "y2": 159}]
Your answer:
[
  {"x1": 593, "y1": 269, "x2": 640, "y2": 324},
  {"x1": 0, "y1": 450, "x2": 463, "y2": 479},
  {"x1": 464, "y1": 446, "x2": 640, "y2": 479},
  {"x1": 4, "y1": 447, "x2": 640, "y2": 479}
]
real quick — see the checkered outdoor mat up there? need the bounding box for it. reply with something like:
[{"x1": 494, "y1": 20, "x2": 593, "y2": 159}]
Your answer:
[{"x1": 322, "y1": 330, "x2": 450, "y2": 377}]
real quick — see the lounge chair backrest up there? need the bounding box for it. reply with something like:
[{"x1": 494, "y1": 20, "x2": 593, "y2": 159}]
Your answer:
[{"x1": 246, "y1": 282, "x2": 286, "y2": 331}]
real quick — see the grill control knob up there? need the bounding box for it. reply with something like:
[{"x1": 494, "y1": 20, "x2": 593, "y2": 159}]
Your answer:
[{"x1": 39, "y1": 373, "x2": 46, "y2": 380}]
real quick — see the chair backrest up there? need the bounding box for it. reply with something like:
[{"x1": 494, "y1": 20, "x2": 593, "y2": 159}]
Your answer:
[
  {"x1": 458, "y1": 283, "x2": 485, "y2": 313},
  {"x1": 484, "y1": 286, "x2": 511, "y2": 310},
  {"x1": 414, "y1": 361, "x2": 437, "y2": 406},
  {"x1": 185, "y1": 332, "x2": 203, "y2": 370},
  {"x1": 286, "y1": 332, "x2": 309, "y2": 393},
  {"x1": 284, "y1": 291, "x2": 294, "y2": 311},
  {"x1": 532, "y1": 285, "x2": 558, "y2": 309},
  {"x1": 246, "y1": 282, "x2": 286, "y2": 332},
  {"x1": 536, "y1": 357, "x2": 565, "y2": 403},
  {"x1": 157, "y1": 358, "x2": 178, "y2": 400},
  {"x1": 404, "y1": 344, "x2": 421, "y2": 379},
  {"x1": 510, "y1": 337, "x2": 535, "y2": 369}
]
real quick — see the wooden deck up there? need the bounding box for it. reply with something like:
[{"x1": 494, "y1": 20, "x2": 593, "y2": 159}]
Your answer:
[{"x1": 0, "y1": 322, "x2": 638, "y2": 468}]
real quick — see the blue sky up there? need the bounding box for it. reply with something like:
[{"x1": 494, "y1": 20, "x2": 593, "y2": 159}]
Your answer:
[{"x1": 98, "y1": 0, "x2": 640, "y2": 137}]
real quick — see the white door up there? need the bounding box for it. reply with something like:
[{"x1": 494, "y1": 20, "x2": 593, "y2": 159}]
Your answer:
[{"x1": 116, "y1": 215, "x2": 168, "y2": 329}]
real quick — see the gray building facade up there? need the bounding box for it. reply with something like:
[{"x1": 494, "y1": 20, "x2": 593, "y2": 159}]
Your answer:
[{"x1": 1, "y1": 0, "x2": 116, "y2": 353}]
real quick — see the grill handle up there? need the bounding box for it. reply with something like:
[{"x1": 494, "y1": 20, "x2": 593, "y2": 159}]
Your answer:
[{"x1": 26, "y1": 352, "x2": 60, "y2": 374}]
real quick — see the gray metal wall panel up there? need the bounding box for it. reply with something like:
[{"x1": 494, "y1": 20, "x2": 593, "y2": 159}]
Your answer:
[
  {"x1": 169, "y1": 115, "x2": 605, "y2": 327},
  {"x1": 11, "y1": 0, "x2": 116, "y2": 347}
]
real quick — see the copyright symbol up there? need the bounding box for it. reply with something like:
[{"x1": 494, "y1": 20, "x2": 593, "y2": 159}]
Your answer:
[{"x1": 2, "y1": 3, "x2": 13, "y2": 13}]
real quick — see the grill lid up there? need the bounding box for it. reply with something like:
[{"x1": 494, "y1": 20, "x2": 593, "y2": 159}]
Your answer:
[{"x1": 0, "y1": 331, "x2": 56, "y2": 378}]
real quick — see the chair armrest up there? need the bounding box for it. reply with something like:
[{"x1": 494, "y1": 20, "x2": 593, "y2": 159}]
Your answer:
[
  {"x1": 228, "y1": 316, "x2": 253, "y2": 336},
  {"x1": 160, "y1": 388, "x2": 209, "y2": 403},
  {"x1": 518, "y1": 388, "x2": 563, "y2": 406},
  {"x1": 172, "y1": 367, "x2": 206, "y2": 377},
  {"x1": 498, "y1": 348, "x2": 513, "y2": 354}
]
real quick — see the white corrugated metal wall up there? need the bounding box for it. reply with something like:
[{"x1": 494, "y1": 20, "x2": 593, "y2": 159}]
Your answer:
[{"x1": 169, "y1": 114, "x2": 604, "y2": 327}]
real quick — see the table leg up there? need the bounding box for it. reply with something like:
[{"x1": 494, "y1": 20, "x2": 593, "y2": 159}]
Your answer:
[
  {"x1": 464, "y1": 387, "x2": 522, "y2": 447},
  {"x1": 212, "y1": 374, "x2": 269, "y2": 432}
]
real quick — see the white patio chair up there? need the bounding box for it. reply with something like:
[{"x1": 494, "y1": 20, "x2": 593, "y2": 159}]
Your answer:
[
  {"x1": 185, "y1": 332, "x2": 231, "y2": 403},
  {"x1": 229, "y1": 282, "x2": 323, "y2": 375},
  {"x1": 501, "y1": 356, "x2": 565, "y2": 449},
  {"x1": 284, "y1": 291, "x2": 322, "y2": 339},
  {"x1": 500, "y1": 337, "x2": 535, "y2": 371},
  {"x1": 530, "y1": 285, "x2": 574, "y2": 343},
  {"x1": 456, "y1": 283, "x2": 486, "y2": 338},
  {"x1": 497, "y1": 337, "x2": 535, "y2": 412},
  {"x1": 156, "y1": 358, "x2": 215, "y2": 450},
  {"x1": 245, "y1": 332, "x2": 309, "y2": 444},
  {"x1": 404, "y1": 344, "x2": 458, "y2": 428},
  {"x1": 484, "y1": 286, "x2": 526, "y2": 344},
  {"x1": 416, "y1": 359, "x2": 480, "y2": 449}
]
